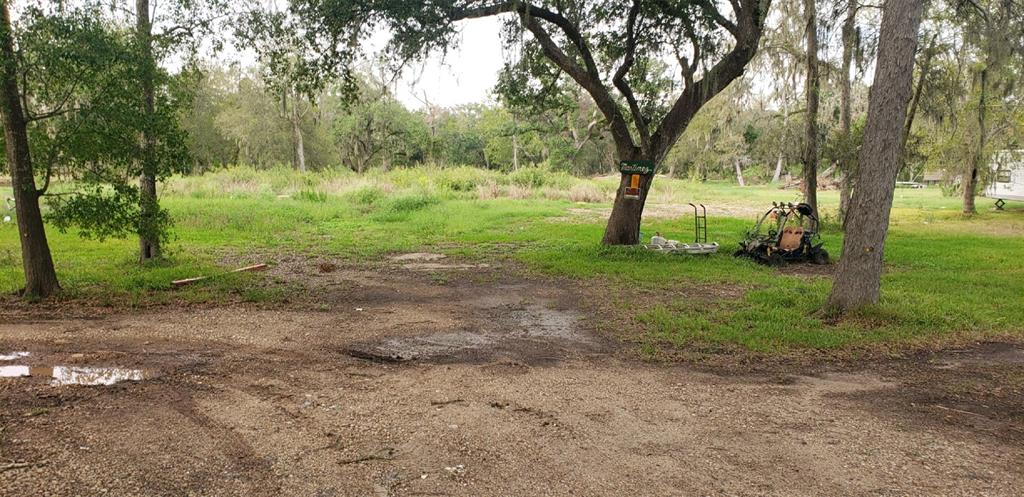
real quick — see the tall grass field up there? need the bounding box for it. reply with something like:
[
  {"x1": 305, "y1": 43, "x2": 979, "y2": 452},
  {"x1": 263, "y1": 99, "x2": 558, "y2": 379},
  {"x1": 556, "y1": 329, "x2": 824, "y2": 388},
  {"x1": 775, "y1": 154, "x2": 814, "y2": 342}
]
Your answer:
[{"x1": 2, "y1": 165, "x2": 1022, "y2": 354}]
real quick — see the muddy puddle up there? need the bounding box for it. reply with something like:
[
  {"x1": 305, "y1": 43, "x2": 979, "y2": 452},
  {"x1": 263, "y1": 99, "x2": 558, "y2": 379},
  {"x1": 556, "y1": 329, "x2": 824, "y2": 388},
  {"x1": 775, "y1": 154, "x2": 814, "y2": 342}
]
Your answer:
[
  {"x1": 1, "y1": 364, "x2": 148, "y2": 385},
  {"x1": 0, "y1": 352, "x2": 148, "y2": 386},
  {"x1": 345, "y1": 304, "x2": 595, "y2": 363}
]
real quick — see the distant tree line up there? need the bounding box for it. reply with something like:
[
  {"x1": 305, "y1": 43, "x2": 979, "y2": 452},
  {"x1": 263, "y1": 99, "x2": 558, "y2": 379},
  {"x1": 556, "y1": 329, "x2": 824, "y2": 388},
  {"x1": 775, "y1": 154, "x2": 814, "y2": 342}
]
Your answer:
[{"x1": 180, "y1": 65, "x2": 622, "y2": 176}]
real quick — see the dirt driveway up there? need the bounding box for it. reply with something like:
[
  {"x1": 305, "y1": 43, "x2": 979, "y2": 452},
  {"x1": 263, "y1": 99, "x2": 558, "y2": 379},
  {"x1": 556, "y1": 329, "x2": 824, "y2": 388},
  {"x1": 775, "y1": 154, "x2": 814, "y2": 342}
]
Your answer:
[{"x1": 1, "y1": 256, "x2": 1022, "y2": 496}]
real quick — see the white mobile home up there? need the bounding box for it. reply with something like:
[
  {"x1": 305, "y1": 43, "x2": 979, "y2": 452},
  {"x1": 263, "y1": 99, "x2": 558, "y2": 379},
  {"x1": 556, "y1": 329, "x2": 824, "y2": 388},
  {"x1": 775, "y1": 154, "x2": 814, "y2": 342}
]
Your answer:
[{"x1": 985, "y1": 150, "x2": 1024, "y2": 206}]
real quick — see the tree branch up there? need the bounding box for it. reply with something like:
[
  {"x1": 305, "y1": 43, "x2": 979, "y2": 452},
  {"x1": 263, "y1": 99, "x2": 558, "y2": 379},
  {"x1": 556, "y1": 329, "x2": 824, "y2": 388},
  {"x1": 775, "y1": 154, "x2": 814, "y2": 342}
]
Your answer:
[
  {"x1": 674, "y1": 24, "x2": 703, "y2": 89},
  {"x1": 27, "y1": 103, "x2": 81, "y2": 122},
  {"x1": 455, "y1": 1, "x2": 638, "y2": 156},
  {"x1": 612, "y1": 1, "x2": 649, "y2": 152},
  {"x1": 697, "y1": 0, "x2": 740, "y2": 38},
  {"x1": 649, "y1": 0, "x2": 768, "y2": 160},
  {"x1": 518, "y1": 13, "x2": 636, "y2": 156}
]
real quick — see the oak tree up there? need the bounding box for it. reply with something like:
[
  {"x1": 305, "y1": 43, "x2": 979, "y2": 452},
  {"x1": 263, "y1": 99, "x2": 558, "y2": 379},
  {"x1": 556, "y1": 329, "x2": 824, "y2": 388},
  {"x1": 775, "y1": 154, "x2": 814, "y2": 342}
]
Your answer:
[{"x1": 274, "y1": 0, "x2": 772, "y2": 244}]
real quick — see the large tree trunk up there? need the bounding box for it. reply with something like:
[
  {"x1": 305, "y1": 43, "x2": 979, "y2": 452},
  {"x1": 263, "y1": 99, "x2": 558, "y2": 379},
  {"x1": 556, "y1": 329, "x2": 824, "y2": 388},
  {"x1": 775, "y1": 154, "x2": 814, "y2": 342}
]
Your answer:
[
  {"x1": 601, "y1": 152, "x2": 652, "y2": 246},
  {"x1": 772, "y1": 150, "x2": 785, "y2": 183},
  {"x1": 0, "y1": 1, "x2": 60, "y2": 298},
  {"x1": 962, "y1": 66, "x2": 986, "y2": 215},
  {"x1": 136, "y1": 0, "x2": 161, "y2": 261},
  {"x1": 838, "y1": 0, "x2": 857, "y2": 226},
  {"x1": 824, "y1": 0, "x2": 924, "y2": 314},
  {"x1": 802, "y1": 0, "x2": 820, "y2": 214}
]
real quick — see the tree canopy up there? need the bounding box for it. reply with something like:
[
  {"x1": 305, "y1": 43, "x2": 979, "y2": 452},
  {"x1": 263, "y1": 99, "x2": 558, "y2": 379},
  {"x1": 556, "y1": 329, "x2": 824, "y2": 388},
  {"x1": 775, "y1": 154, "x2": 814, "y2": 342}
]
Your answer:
[
  {"x1": 285, "y1": 1, "x2": 771, "y2": 162},
  {"x1": 251, "y1": 0, "x2": 771, "y2": 243}
]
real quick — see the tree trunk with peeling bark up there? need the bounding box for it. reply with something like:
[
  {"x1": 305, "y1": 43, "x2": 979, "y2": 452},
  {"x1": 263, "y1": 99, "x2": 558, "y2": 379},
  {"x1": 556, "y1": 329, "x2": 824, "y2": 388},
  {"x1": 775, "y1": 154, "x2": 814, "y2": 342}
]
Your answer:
[
  {"x1": 824, "y1": 0, "x2": 923, "y2": 314},
  {"x1": 291, "y1": 97, "x2": 306, "y2": 172},
  {"x1": 137, "y1": 0, "x2": 161, "y2": 261},
  {"x1": 0, "y1": 1, "x2": 60, "y2": 298},
  {"x1": 838, "y1": 0, "x2": 857, "y2": 227},
  {"x1": 963, "y1": 67, "x2": 986, "y2": 215},
  {"x1": 802, "y1": 0, "x2": 820, "y2": 215}
]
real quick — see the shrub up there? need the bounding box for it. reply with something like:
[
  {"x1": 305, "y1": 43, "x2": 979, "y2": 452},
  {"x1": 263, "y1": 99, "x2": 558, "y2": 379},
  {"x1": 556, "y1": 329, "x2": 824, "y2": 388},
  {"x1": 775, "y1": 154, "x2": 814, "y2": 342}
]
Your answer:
[
  {"x1": 434, "y1": 166, "x2": 500, "y2": 193},
  {"x1": 476, "y1": 181, "x2": 501, "y2": 200},
  {"x1": 510, "y1": 165, "x2": 575, "y2": 190},
  {"x1": 382, "y1": 191, "x2": 440, "y2": 214},
  {"x1": 349, "y1": 186, "x2": 384, "y2": 206},
  {"x1": 510, "y1": 167, "x2": 549, "y2": 189}
]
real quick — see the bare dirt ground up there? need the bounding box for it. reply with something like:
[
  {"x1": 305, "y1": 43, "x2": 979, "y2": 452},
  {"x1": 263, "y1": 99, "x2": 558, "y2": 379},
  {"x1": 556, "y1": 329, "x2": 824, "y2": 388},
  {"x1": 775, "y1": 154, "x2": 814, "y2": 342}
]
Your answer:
[{"x1": 1, "y1": 255, "x2": 1022, "y2": 496}]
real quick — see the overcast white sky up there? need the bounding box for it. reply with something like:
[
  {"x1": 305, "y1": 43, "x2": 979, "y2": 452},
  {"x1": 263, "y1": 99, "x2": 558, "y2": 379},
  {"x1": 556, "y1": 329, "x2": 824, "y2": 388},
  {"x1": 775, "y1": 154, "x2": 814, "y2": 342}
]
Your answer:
[
  {"x1": 211, "y1": 15, "x2": 509, "y2": 110},
  {"x1": 368, "y1": 17, "x2": 508, "y2": 110},
  {"x1": 10, "y1": 1, "x2": 507, "y2": 111}
]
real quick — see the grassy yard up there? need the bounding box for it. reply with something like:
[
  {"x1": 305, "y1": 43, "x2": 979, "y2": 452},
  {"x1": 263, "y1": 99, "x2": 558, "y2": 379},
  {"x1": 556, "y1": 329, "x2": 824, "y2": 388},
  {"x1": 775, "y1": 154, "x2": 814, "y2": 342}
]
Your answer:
[{"x1": 2, "y1": 166, "x2": 1022, "y2": 354}]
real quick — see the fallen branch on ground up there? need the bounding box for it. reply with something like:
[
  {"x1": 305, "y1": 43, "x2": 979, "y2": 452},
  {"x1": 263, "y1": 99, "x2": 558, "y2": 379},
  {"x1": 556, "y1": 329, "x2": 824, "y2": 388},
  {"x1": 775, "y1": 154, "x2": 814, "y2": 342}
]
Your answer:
[
  {"x1": 933, "y1": 404, "x2": 988, "y2": 418},
  {"x1": 171, "y1": 263, "x2": 269, "y2": 288}
]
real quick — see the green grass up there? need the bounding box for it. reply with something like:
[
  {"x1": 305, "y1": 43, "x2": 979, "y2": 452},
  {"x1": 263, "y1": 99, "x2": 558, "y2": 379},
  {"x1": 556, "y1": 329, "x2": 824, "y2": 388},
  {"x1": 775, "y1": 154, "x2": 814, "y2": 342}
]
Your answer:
[{"x1": 2, "y1": 167, "x2": 1022, "y2": 354}]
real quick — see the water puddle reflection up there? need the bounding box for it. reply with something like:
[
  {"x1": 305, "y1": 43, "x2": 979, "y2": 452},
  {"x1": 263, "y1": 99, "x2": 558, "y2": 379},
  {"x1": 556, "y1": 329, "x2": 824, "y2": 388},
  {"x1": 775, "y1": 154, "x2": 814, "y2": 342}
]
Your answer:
[
  {"x1": 0, "y1": 365, "x2": 30, "y2": 377},
  {"x1": 0, "y1": 364, "x2": 148, "y2": 386},
  {"x1": 51, "y1": 366, "x2": 147, "y2": 386},
  {"x1": 0, "y1": 351, "x2": 31, "y2": 361}
]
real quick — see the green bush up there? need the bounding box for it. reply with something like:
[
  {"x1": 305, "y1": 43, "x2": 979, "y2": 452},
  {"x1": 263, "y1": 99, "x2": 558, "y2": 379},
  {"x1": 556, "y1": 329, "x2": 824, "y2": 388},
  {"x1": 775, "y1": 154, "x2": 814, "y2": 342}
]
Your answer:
[
  {"x1": 510, "y1": 167, "x2": 547, "y2": 188},
  {"x1": 434, "y1": 166, "x2": 502, "y2": 193},
  {"x1": 383, "y1": 191, "x2": 440, "y2": 214},
  {"x1": 509, "y1": 165, "x2": 574, "y2": 190},
  {"x1": 349, "y1": 186, "x2": 384, "y2": 206}
]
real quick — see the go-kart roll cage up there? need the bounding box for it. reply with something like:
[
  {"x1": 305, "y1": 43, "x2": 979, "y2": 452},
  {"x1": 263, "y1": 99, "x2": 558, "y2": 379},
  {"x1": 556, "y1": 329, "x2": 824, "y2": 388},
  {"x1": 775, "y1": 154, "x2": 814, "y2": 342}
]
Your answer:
[{"x1": 749, "y1": 201, "x2": 820, "y2": 242}]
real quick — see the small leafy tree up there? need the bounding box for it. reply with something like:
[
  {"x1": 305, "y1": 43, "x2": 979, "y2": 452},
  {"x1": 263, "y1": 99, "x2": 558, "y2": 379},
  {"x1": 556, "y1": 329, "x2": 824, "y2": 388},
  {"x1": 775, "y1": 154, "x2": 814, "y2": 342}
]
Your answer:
[
  {"x1": 332, "y1": 74, "x2": 430, "y2": 172},
  {"x1": 33, "y1": 6, "x2": 189, "y2": 249},
  {"x1": 128, "y1": 0, "x2": 228, "y2": 259},
  {"x1": 0, "y1": 3, "x2": 194, "y2": 297},
  {"x1": 951, "y1": 0, "x2": 1024, "y2": 214}
]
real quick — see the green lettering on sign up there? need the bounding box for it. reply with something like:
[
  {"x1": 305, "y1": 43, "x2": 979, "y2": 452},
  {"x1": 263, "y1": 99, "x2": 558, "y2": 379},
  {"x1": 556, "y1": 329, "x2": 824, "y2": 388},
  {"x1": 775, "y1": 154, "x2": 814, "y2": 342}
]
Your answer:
[{"x1": 619, "y1": 160, "x2": 656, "y2": 175}]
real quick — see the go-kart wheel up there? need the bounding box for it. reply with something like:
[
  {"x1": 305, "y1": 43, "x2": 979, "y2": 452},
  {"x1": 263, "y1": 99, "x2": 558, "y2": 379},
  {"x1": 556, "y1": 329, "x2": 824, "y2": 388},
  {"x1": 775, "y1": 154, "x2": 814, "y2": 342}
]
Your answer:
[
  {"x1": 811, "y1": 248, "x2": 830, "y2": 265},
  {"x1": 764, "y1": 252, "x2": 786, "y2": 267}
]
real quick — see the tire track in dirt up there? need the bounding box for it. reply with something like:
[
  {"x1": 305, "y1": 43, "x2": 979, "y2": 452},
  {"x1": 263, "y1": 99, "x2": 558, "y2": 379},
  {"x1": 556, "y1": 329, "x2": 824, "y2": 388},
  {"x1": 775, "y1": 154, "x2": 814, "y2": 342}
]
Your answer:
[{"x1": 1, "y1": 258, "x2": 1022, "y2": 495}]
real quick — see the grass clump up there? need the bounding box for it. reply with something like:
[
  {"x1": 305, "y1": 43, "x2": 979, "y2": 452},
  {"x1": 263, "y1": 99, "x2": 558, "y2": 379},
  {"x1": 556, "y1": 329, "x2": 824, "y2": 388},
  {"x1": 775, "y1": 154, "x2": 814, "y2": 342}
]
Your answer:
[
  {"x1": 295, "y1": 189, "x2": 328, "y2": 203},
  {"x1": 381, "y1": 191, "x2": 440, "y2": 215},
  {"x1": 431, "y1": 166, "x2": 503, "y2": 193},
  {"x1": 349, "y1": 186, "x2": 385, "y2": 206},
  {"x1": 509, "y1": 165, "x2": 574, "y2": 189}
]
